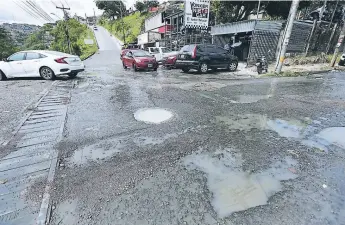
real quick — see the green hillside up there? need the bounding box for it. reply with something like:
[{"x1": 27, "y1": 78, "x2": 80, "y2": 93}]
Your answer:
[{"x1": 99, "y1": 12, "x2": 150, "y2": 43}]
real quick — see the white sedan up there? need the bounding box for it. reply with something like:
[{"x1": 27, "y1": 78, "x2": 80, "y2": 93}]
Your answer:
[{"x1": 0, "y1": 50, "x2": 85, "y2": 81}]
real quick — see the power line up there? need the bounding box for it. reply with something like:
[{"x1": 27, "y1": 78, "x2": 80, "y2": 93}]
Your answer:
[
  {"x1": 13, "y1": 0, "x2": 46, "y2": 22},
  {"x1": 28, "y1": 0, "x2": 55, "y2": 21},
  {"x1": 64, "y1": 0, "x2": 70, "y2": 8},
  {"x1": 21, "y1": 0, "x2": 53, "y2": 21}
]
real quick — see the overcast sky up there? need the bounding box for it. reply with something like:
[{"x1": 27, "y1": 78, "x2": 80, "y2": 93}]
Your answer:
[{"x1": 0, "y1": 0, "x2": 137, "y2": 25}]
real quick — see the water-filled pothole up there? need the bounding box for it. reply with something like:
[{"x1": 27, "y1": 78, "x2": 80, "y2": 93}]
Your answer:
[{"x1": 134, "y1": 108, "x2": 173, "y2": 124}]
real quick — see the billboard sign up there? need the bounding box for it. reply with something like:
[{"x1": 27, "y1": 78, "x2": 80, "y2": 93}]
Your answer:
[{"x1": 184, "y1": 0, "x2": 210, "y2": 29}]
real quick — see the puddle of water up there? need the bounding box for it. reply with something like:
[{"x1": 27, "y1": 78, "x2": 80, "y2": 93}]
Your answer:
[
  {"x1": 183, "y1": 150, "x2": 297, "y2": 218},
  {"x1": 266, "y1": 119, "x2": 310, "y2": 138},
  {"x1": 317, "y1": 127, "x2": 345, "y2": 149},
  {"x1": 69, "y1": 139, "x2": 124, "y2": 166},
  {"x1": 134, "y1": 108, "x2": 173, "y2": 124},
  {"x1": 216, "y1": 114, "x2": 315, "y2": 139},
  {"x1": 230, "y1": 95, "x2": 270, "y2": 103},
  {"x1": 302, "y1": 127, "x2": 345, "y2": 152}
]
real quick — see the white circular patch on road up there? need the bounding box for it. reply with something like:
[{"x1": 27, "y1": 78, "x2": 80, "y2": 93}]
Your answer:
[{"x1": 134, "y1": 108, "x2": 173, "y2": 124}]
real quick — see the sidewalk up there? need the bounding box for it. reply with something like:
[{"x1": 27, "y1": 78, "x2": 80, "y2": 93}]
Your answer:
[{"x1": 234, "y1": 62, "x2": 344, "y2": 77}]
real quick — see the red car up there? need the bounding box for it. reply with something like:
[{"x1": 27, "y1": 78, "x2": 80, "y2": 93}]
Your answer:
[
  {"x1": 122, "y1": 50, "x2": 158, "y2": 71},
  {"x1": 162, "y1": 54, "x2": 177, "y2": 69}
]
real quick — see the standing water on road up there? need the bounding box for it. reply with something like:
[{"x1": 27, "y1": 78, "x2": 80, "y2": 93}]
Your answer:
[
  {"x1": 183, "y1": 150, "x2": 298, "y2": 218},
  {"x1": 134, "y1": 108, "x2": 173, "y2": 124}
]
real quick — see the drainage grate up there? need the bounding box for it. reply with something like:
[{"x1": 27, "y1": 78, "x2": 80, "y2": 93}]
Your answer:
[{"x1": 0, "y1": 81, "x2": 73, "y2": 225}]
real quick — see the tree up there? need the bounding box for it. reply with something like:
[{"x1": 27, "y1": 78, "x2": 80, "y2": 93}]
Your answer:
[
  {"x1": 212, "y1": 1, "x2": 311, "y2": 24},
  {"x1": 135, "y1": 1, "x2": 146, "y2": 13},
  {"x1": 24, "y1": 24, "x2": 53, "y2": 50},
  {"x1": 146, "y1": 0, "x2": 159, "y2": 8},
  {"x1": 95, "y1": 0, "x2": 126, "y2": 20},
  {"x1": 0, "y1": 27, "x2": 17, "y2": 59}
]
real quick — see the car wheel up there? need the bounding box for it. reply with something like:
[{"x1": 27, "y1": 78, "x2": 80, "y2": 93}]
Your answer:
[
  {"x1": 182, "y1": 68, "x2": 190, "y2": 73},
  {"x1": 123, "y1": 62, "x2": 127, "y2": 69},
  {"x1": 228, "y1": 61, "x2": 238, "y2": 72},
  {"x1": 68, "y1": 72, "x2": 78, "y2": 78},
  {"x1": 198, "y1": 62, "x2": 208, "y2": 73},
  {"x1": 338, "y1": 60, "x2": 345, "y2": 66},
  {"x1": 40, "y1": 67, "x2": 55, "y2": 80},
  {"x1": 0, "y1": 70, "x2": 7, "y2": 81},
  {"x1": 133, "y1": 63, "x2": 138, "y2": 72},
  {"x1": 153, "y1": 68, "x2": 157, "y2": 71}
]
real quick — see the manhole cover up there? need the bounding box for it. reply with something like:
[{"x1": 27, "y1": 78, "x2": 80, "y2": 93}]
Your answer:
[{"x1": 134, "y1": 108, "x2": 173, "y2": 124}]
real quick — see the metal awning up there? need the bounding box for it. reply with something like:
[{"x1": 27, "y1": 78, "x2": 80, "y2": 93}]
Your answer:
[{"x1": 211, "y1": 20, "x2": 256, "y2": 36}]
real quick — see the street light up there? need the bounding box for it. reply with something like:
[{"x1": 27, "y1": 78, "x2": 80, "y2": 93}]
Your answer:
[{"x1": 50, "y1": 13, "x2": 62, "y2": 20}]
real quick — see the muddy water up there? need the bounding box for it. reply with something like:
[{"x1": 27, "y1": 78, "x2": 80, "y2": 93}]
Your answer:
[{"x1": 183, "y1": 150, "x2": 297, "y2": 218}]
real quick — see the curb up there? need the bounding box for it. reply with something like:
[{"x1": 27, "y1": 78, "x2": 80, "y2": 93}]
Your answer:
[
  {"x1": 82, "y1": 50, "x2": 98, "y2": 61},
  {"x1": 36, "y1": 106, "x2": 68, "y2": 225},
  {"x1": 36, "y1": 85, "x2": 71, "y2": 225}
]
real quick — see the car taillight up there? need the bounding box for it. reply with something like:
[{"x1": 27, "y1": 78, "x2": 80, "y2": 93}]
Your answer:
[
  {"x1": 54, "y1": 57, "x2": 68, "y2": 64},
  {"x1": 191, "y1": 45, "x2": 197, "y2": 59}
]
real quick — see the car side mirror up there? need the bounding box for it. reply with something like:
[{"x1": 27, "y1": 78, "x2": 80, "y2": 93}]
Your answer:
[{"x1": 2, "y1": 58, "x2": 8, "y2": 62}]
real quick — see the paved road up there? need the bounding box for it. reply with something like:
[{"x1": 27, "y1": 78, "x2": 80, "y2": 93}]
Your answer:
[{"x1": 45, "y1": 29, "x2": 345, "y2": 225}]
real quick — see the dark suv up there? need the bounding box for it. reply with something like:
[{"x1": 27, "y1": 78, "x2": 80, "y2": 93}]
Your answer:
[{"x1": 175, "y1": 44, "x2": 238, "y2": 73}]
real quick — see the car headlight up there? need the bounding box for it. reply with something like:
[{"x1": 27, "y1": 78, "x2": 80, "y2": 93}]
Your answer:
[{"x1": 135, "y1": 59, "x2": 141, "y2": 63}]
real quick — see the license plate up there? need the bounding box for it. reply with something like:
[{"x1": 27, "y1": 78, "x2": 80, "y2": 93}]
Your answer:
[
  {"x1": 181, "y1": 55, "x2": 185, "y2": 59},
  {"x1": 148, "y1": 64, "x2": 153, "y2": 67}
]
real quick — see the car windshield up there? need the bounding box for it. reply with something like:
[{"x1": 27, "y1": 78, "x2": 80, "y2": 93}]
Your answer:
[
  {"x1": 180, "y1": 45, "x2": 196, "y2": 52},
  {"x1": 133, "y1": 51, "x2": 151, "y2": 57},
  {"x1": 161, "y1": 48, "x2": 172, "y2": 53}
]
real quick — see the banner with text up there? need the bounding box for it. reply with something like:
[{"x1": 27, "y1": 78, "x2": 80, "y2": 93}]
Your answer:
[{"x1": 184, "y1": 0, "x2": 210, "y2": 29}]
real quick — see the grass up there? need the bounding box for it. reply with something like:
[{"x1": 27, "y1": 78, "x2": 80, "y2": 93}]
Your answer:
[
  {"x1": 101, "y1": 12, "x2": 150, "y2": 43},
  {"x1": 79, "y1": 28, "x2": 98, "y2": 60}
]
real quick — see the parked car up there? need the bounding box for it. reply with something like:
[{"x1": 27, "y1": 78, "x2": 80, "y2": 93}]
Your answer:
[
  {"x1": 120, "y1": 44, "x2": 139, "y2": 59},
  {"x1": 147, "y1": 47, "x2": 179, "y2": 63},
  {"x1": 162, "y1": 54, "x2": 178, "y2": 69},
  {"x1": 93, "y1": 26, "x2": 98, "y2": 30},
  {"x1": 122, "y1": 50, "x2": 158, "y2": 71},
  {"x1": 0, "y1": 50, "x2": 85, "y2": 81},
  {"x1": 175, "y1": 44, "x2": 238, "y2": 73},
  {"x1": 339, "y1": 53, "x2": 345, "y2": 66}
]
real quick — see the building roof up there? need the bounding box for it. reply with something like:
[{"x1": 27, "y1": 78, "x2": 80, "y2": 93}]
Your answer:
[{"x1": 211, "y1": 20, "x2": 257, "y2": 36}]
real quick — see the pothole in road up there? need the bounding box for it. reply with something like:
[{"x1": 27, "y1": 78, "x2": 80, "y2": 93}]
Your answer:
[
  {"x1": 134, "y1": 108, "x2": 173, "y2": 124},
  {"x1": 183, "y1": 150, "x2": 298, "y2": 218}
]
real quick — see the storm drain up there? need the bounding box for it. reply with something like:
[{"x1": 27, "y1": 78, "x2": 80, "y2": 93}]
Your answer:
[{"x1": 0, "y1": 81, "x2": 73, "y2": 225}]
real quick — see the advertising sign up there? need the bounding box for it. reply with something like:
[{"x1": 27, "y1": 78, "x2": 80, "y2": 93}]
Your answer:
[{"x1": 184, "y1": 0, "x2": 210, "y2": 29}]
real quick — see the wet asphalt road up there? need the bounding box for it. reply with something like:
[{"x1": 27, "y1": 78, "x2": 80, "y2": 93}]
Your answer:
[{"x1": 47, "y1": 28, "x2": 345, "y2": 225}]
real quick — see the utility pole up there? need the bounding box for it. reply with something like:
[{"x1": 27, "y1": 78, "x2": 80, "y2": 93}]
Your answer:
[
  {"x1": 256, "y1": 0, "x2": 261, "y2": 19},
  {"x1": 118, "y1": 2, "x2": 126, "y2": 44},
  {"x1": 330, "y1": 11, "x2": 345, "y2": 67},
  {"x1": 275, "y1": 0, "x2": 300, "y2": 73},
  {"x1": 93, "y1": 8, "x2": 96, "y2": 25},
  {"x1": 85, "y1": 13, "x2": 88, "y2": 26},
  {"x1": 56, "y1": 5, "x2": 72, "y2": 54}
]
